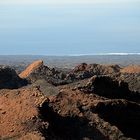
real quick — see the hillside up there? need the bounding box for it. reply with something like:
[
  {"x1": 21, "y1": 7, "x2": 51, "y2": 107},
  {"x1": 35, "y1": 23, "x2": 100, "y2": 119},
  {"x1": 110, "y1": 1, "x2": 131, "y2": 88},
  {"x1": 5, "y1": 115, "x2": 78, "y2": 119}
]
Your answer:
[{"x1": 0, "y1": 60, "x2": 140, "y2": 140}]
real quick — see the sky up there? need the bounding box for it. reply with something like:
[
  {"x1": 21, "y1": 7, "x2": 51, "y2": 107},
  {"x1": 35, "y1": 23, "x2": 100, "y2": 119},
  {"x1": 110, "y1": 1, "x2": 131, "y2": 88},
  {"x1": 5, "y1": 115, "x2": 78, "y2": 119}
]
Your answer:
[{"x1": 0, "y1": 0, "x2": 140, "y2": 55}]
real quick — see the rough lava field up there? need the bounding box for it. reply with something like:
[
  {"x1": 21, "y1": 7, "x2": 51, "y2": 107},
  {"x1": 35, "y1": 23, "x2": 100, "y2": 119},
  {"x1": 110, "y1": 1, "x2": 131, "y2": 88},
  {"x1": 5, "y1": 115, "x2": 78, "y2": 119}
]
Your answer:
[{"x1": 0, "y1": 60, "x2": 140, "y2": 140}]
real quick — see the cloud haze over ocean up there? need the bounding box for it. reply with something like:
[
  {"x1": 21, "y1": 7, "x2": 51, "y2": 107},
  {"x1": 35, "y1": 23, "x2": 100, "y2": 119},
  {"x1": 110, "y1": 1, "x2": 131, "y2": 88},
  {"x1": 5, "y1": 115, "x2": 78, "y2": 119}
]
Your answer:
[{"x1": 0, "y1": 0, "x2": 140, "y2": 55}]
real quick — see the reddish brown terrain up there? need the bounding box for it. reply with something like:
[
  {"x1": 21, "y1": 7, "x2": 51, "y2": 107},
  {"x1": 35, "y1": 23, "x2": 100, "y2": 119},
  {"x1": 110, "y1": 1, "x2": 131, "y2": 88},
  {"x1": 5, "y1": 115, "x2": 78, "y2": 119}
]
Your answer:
[
  {"x1": 0, "y1": 60, "x2": 140, "y2": 140},
  {"x1": 0, "y1": 87, "x2": 47, "y2": 140},
  {"x1": 121, "y1": 65, "x2": 140, "y2": 74}
]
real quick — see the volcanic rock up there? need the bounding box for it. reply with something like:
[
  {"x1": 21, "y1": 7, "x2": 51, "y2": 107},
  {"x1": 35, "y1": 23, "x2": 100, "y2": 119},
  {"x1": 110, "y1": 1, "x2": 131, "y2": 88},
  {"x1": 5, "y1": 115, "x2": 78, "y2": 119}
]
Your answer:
[
  {"x1": 93, "y1": 99, "x2": 140, "y2": 140},
  {"x1": 82, "y1": 76, "x2": 130, "y2": 98},
  {"x1": 1, "y1": 62, "x2": 140, "y2": 140},
  {"x1": 27, "y1": 64, "x2": 69, "y2": 86},
  {"x1": 118, "y1": 73, "x2": 140, "y2": 93},
  {"x1": 19, "y1": 62, "x2": 121, "y2": 86},
  {"x1": 40, "y1": 88, "x2": 140, "y2": 140},
  {"x1": 67, "y1": 63, "x2": 121, "y2": 80},
  {"x1": 19, "y1": 60, "x2": 43, "y2": 79},
  {"x1": 0, "y1": 66, "x2": 27, "y2": 89}
]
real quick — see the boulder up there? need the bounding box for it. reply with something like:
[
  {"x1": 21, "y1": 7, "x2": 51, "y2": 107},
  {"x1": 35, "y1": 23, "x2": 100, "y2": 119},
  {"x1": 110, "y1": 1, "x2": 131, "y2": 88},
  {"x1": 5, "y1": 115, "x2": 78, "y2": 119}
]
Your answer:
[{"x1": 0, "y1": 66, "x2": 27, "y2": 89}]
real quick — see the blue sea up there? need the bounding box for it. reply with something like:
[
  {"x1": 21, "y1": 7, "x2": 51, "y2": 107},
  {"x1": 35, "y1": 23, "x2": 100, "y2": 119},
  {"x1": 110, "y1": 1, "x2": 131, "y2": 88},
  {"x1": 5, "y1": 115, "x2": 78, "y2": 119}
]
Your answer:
[{"x1": 0, "y1": 1, "x2": 140, "y2": 55}]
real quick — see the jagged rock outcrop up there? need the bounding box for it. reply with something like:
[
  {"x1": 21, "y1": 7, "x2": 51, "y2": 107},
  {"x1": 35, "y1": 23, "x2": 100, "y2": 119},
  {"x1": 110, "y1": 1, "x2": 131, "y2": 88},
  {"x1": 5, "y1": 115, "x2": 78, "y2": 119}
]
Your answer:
[
  {"x1": 20, "y1": 61, "x2": 140, "y2": 94},
  {"x1": 73, "y1": 63, "x2": 120, "y2": 74},
  {"x1": 27, "y1": 65, "x2": 68, "y2": 85},
  {"x1": 19, "y1": 60, "x2": 43, "y2": 79},
  {"x1": 0, "y1": 66, "x2": 27, "y2": 89},
  {"x1": 118, "y1": 73, "x2": 140, "y2": 93},
  {"x1": 118, "y1": 65, "x2": 140, "y2": 92},
  {"x1": 69, "y1": 75, "x2": 140, "y2": 103},
  {"x1": 80, "y1": 76, "x2": 130, "y2": 98},
  {"x1": 69, "y1": 64, "x2": 140, "y2": 93},
  {"x1": 20, "y1": 61, "x2": 122, "y2": 86},
  {"x1": 67, "y1": 63, "x2": 121, "y2": 80},
  {"x1": 18, "y1": 60, "x2": 68, "y2": 85}
]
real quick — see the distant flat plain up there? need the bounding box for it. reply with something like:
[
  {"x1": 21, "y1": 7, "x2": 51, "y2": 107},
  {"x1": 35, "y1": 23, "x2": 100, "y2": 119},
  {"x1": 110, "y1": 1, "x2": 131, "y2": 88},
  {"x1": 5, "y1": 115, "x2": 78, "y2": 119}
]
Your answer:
[{"x1": 0, "y1": 55, "x2": 139, "y2": 69}]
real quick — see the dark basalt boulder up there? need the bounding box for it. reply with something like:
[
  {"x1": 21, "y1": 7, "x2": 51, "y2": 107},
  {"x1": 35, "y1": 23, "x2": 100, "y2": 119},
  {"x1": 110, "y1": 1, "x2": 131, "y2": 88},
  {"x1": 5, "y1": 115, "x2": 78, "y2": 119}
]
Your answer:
[{"x1": 0, "y1": 66, "x2": 27, "y2": 89}]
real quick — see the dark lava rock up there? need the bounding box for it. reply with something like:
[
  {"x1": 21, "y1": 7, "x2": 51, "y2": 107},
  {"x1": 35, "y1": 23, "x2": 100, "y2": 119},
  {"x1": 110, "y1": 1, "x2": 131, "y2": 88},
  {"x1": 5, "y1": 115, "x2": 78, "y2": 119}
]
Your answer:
[
  {"x1": 94, "y1": 100, "x2": 140, "y2": 140},
  {"x1": 66, "y1": 63, "x2": 121, "y2": 80},
  {"x1": 27, "y1": 65, "x2": 70, "y2": 86},
  {"x1": 0, "y1": 66, "x2": 27, "y2": 89},
  {"x1": 119, "y1": 73, "x2": 140, "y2": 93},
  {"x1": 78, "y1": 75, "x2": 140, "y2": 103},
  {"x1": 38, "y1": 88, "x2": 140, "y2": 140},
  {"x1": 21, "y1": 62, "x2": 122, "y2": 86},
  {"x1": 83, "y1": 76, "x2": 130, "y2": 98}
]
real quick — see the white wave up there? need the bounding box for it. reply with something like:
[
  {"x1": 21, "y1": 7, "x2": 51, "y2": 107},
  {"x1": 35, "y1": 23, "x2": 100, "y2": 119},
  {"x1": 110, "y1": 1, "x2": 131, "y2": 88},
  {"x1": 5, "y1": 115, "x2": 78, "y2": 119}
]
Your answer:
[
  {"x1": 67, "y1": 53, "x2": 140, "y2": 56},
  {"x1": 97, "y1": 53, "x2": 140, "y2": 55}
]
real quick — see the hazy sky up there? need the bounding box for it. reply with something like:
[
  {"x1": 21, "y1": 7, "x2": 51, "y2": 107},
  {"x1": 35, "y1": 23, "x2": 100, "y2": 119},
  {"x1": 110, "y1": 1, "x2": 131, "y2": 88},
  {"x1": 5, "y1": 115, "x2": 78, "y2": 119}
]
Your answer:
[{"x1": 0, "y1": 0, "x2": 140, "y2": 55}]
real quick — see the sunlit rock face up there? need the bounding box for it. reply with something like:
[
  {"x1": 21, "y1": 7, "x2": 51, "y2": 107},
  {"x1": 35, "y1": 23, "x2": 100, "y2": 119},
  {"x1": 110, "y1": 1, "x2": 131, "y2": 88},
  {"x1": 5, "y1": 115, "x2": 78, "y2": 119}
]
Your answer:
[{"x1": 19, "y1": 60, "x2": 44, "y2": 79}]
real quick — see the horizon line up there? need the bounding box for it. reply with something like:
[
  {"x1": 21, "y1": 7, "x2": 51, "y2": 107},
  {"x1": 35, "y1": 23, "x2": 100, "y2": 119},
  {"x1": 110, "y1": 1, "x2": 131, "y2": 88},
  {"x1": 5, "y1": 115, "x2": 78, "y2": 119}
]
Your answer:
[{"x1": 0, "y1": 53, "x2": 140, "y2": 56}]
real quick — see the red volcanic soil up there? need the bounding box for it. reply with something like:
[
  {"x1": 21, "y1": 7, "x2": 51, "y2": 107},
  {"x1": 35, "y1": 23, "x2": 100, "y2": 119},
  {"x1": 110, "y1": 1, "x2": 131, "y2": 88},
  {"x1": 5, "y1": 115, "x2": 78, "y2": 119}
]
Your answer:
[
  {"x1": 0, "y1": 87, "x2": 47, "y2": 139},
  {"x1": 121, "y1": 65, "x2": 140, "y2": 73}
]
